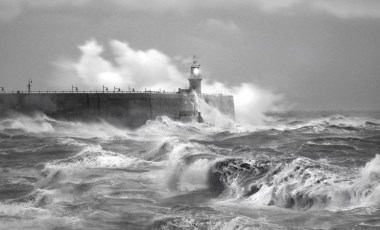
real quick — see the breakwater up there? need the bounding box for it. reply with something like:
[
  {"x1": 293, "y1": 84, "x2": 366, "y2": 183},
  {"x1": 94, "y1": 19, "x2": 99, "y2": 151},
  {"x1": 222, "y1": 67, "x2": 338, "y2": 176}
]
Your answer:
[{"x1": 0, "y1": 92, "x2": 234, "y2": 128}]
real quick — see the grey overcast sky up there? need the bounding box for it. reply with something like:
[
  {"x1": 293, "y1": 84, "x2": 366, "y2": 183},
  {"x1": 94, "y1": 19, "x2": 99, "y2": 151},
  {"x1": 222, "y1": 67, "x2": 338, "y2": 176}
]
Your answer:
[{"x1": 0, "y1": 0, "x2": 379, "y2": 111}]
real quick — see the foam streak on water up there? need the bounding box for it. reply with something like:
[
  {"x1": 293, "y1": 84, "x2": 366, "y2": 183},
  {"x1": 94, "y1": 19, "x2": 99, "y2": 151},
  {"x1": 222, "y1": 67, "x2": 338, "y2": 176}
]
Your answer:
[{"x1": 0, "y1": 111, "x2": 380, "y2": 229}]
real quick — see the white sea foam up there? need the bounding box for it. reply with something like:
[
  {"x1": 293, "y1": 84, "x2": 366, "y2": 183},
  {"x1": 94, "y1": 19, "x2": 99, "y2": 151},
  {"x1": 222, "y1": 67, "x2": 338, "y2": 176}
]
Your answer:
[
  {"x1": 0, "y1": 186, "x2": 82, "y2": 229},
  {"x1": 213, "y1": 155, "x2": 380, "y2": 211},
  {"x1": 46, "y1": 145, "x2": 144, "y2": 169},
  {"x1": 177, "y1": 158, "x2": 211, "y2": 191},
  {"x1": 55, "y1": 137, "x2": 87, "y2": 147},
  {"x1": 281, "y1": 114, "x2": 380, "y2": 133},
  {"x1": 0, "y1": 202, "x2": 81, "y2": 230},
  {"x1": 0, "y1": 112, "x2": 131, "y2": 140},
  {"x1": 0, "y1": 113, "x2": 54, "y2": 133}
]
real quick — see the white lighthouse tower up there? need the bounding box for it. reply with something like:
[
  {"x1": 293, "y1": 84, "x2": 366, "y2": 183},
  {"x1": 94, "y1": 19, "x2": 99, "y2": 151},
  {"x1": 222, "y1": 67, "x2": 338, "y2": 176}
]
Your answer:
[{"x1": 188, "y1": 55, "x2": 202, "y2": 94}]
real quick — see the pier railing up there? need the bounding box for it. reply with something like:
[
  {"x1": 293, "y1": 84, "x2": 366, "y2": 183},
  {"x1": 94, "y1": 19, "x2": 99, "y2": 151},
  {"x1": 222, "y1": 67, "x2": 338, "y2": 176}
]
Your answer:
[
  {"x1": 0, "y1": 90, "x2": 229, "y2": 96},
  {"x1": 0, "y1": 90, "x2": 177, "y2": 94}
]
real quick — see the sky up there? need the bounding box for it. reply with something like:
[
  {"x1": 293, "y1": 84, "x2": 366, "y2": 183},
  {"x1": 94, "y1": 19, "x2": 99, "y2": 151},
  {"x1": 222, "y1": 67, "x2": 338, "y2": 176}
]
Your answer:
[{"x1": 0, "y1": 0, "x2": 379, "y2": 111}]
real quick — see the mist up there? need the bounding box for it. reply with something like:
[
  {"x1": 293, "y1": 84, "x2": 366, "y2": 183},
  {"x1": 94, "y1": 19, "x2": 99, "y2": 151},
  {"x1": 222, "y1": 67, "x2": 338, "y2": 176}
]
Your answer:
[{"x1": 52, "y1": 39, "x2": 286, "y2": 125}]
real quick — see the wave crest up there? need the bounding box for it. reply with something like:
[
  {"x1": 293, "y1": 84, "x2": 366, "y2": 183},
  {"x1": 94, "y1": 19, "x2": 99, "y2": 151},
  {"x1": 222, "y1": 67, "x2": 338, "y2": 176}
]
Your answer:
[
  {"x1": 283, "y1": 114, "x2": 380, "y2": 134},
  {"x1": 209, "y1": 155, "x2": 380, "y2": 210},
  {"x1": 46, "y1": 145, "x2": 144, "y2": 169}
]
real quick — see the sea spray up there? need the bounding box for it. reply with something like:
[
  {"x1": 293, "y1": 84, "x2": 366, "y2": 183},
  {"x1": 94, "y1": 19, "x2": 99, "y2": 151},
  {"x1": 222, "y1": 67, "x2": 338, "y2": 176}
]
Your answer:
[
  {"x1": 0, "y1": 112, "x2": 130, "y2": 139},
  {"x1": 194, "y1": 93, "x2": 236, "y2": 130},
  {"x1": 0, "y1": 113, "x2": 55, "y2": 133}
]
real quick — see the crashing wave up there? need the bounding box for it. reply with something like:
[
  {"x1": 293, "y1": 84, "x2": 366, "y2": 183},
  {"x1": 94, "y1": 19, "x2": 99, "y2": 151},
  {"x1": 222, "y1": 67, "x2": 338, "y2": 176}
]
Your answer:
[
  {"x1": 0, "y1": 113, "x2": 131, "y2": 139},
  {"x1": 0, "y1": 113, "x2": 54, "y2": 133},
  {"x1": 208, "y1": 155, "x2": 380, "y2": 210},
  {"x1": 160, "y1": 139, "x2": 222, "y2": 192}
]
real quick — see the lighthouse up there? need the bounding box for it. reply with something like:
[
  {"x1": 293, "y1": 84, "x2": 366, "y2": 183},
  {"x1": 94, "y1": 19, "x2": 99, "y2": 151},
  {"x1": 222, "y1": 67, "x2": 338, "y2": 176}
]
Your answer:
[{"x1": 188, "y1": 55, "x2": 202, "y2": 94}]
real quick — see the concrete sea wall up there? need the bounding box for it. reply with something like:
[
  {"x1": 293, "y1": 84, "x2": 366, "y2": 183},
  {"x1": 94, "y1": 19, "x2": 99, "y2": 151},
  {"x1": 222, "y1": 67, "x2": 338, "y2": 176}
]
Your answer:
[{"x1": 0, "y1": 93, "x2": 234, "y2": 128}]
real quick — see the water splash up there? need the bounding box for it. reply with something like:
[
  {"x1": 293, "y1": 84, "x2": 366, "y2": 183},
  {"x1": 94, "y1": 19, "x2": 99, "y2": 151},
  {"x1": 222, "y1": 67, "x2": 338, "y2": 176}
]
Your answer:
[
  {"x1": 0, "y1": 112, "x2": 130, "y2": 139},
  {"x1": 208, "y1": 155, "x2": 380, "y2": 211}
]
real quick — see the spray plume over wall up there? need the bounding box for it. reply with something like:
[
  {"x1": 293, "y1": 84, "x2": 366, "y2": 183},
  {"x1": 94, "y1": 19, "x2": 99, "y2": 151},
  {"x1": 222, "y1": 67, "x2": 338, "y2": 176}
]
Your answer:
[{"x1": 52, "y1": 39, "x2": 286, "y2": 125}]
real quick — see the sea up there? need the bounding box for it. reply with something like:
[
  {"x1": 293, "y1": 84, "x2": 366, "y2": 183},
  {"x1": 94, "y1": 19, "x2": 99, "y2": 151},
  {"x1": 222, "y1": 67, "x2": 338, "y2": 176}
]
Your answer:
[{"x1": 1, "y1": 110, "x2": 380, "y2": 230}]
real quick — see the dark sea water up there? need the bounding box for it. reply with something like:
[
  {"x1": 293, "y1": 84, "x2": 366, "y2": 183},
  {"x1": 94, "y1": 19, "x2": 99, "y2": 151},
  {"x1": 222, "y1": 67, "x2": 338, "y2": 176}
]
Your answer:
[{"x1": 1, "y1": 111, "x2": 380, "y2": 230}]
